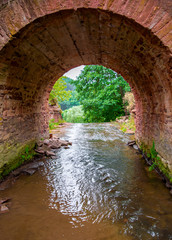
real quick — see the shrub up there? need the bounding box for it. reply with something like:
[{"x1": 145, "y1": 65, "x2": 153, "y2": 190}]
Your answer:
[
  {"x1": 62, "y1": 105, "x2": 85, "y2": 123},
  {"x1": 49, "y1": 118, "x2": 65, "y2": 130}
]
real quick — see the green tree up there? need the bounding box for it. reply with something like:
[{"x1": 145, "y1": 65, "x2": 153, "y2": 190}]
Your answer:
[
  {"x1": 49, "y1": 76, "x2": 72, "y2": 106},
  {"x1": 62, "y1": 105, "x2": 85, "y2": 123},
  {"x1": 72, "y1": 65, "x2": 130, "y2": 122},
  {"x1": 60, "y1": 90, "x2": 80, "y2": 110}
]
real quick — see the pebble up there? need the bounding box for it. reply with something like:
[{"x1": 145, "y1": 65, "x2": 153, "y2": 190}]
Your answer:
[{"x1": 0, "y1": 205, "x2": 9, "y2": 213}]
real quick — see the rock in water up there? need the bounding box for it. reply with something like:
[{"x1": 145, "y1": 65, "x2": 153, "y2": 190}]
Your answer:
[
  {"x1": 0, "y1": 198, "x2": 11, "y2": 204},
  {"x1": 133, "y1": 144, "x2": 139, "y2": 150},
  {"x1": 50, "y1": 144, "x2": 61, "y2": 149},
  {"x1": 35, "y1": 149, "x2": 45, "y2": 154},
  {"x1": 127, "y1": 141, "x2": 136, "y2": 146},
  {"x1": 27, "y1": 162, "x2": 44, "y2": 169},
  {"x1": 58, "y1": 140, "x2": 70, "y2": 146},
  {"x1": 0, "y1": 205, "x2": 9, "y2": 213},
  {"x1": 43, "y1": 139, "x2": 49, "y2": 145},
  {"x1": 46, "y1": 151, "x2": 56, "y2": 157}
]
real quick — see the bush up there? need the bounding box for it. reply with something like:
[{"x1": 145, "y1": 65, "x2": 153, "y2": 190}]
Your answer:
[
  {"x1": 123, "y1": 92, "x2": 135, "y2": 114},
  {"x1": 62, "y1": 105, "x2": 85, "y2": 123},
  {"x1": 49, "y1": 118, "x2": 65, "y2": 130}
]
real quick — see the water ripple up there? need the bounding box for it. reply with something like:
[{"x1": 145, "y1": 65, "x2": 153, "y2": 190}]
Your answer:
[{"x1": 45, "y1": 123, "x2": 172, "y2": 239}]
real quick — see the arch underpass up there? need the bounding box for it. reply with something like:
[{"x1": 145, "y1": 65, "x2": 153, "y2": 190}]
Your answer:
[{"x1": 0, "y1": 0, "x2": 171, "y2": 178}]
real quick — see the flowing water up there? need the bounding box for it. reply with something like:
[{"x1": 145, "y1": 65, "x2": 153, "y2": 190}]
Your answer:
[{"x1": 0, "y1": 123, "x2": 172, "y2": 240}]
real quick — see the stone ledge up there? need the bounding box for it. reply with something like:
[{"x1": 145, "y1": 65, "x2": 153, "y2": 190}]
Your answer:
[{"x1": 0, "y1": 139, "x2": 36, "y2": 179}]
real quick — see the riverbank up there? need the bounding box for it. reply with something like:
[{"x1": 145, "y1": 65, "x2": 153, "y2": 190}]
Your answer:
[
  {"x1": 111, "y1": 115, "x2": 136, "y2": 135},
  {"x1": 111, "y1": 116, "x2": 172, "y2": 194},
  {"x1": 0, "y1": 123, "x2": 171, "y2": 240}
]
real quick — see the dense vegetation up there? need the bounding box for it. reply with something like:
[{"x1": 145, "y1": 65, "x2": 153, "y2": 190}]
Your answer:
[
  {"x1": 62, "y1": 106, "x2": 85, "y2": 123},
  {"x1": 70, "y1": 65, "x2": 130, "y2": 122},
  {"x1": 49, "y1": 65, "x2": 131, "y2": 123},
  {"x1": 59, "y1": 77, "x2": 80, "y2": 110},
  {"x1": 49, "y1": 76, "x2": 72, "y2": 106},
  {"x1": 60, "y1": 90, "x2": 80, "y2": 110}
]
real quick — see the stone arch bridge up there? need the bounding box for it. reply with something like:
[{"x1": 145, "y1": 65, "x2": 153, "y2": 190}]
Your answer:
[{"x1": 0, "y1": 0, "x2": 171, "y2": 178}]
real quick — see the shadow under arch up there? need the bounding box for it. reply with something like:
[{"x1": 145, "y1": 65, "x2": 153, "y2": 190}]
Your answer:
[{"x1": 0, "y1": 7, "x2": 171, "y2": 177}]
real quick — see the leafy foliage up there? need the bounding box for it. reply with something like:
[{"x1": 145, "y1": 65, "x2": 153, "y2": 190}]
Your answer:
[
  {"x1": 119, "y1": 116, "x2": 136, "y2": 133},
  {"x1": 21, "y1": 145, "x2": 36, "y2": 162},
  {"x1": 123, "y1": 92, "x2": 135, "y2": 115},
  {"x1": 148, "y1": 141, "x2": 159, "y2": 171},
  {"x1": 62, "y1": 105, "x2": 85, "y2": 123},
  {"x1": 71, "y1": 65, "x2": 130, "y2": 122},
  {"x1": 60, "y1": 91, "x2": 80, "y2": 110},
  {"x1": 49, "y1": 118, "x2": 65, "y2": 130},
  {"x1": 49, "y1": 76, "x2": 72, "y2": 106}
]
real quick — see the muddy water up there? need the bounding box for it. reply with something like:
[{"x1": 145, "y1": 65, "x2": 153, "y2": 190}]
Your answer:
[{"x1": 0, "y1": 123, "x2": 172, "y2": 240}]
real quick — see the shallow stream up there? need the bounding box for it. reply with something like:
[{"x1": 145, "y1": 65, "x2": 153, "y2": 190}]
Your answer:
[{"x1": 0, "y1": 123, "x2": 172, "y2": 240}]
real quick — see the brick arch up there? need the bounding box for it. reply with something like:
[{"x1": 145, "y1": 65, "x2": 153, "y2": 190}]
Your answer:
[{"x1": 0, "y1": 1, "x2": 171, "y2": 177}]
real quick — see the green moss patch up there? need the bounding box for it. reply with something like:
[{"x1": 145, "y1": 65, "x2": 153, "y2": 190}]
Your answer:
[
  {"x1": 0, "y1": 140, "x2": 36, "y2": 179},
  {"x1": 138, "y1": 141, "x2": 172, "y2": 183}
]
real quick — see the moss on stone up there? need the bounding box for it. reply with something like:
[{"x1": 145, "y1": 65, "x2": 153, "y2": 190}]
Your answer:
[
  {"x1": 137, "y1": 140, "x2": 172, "y2": 183},
  {"x1": 0, "y1": 140, "x2": 36, "y2": 179}
]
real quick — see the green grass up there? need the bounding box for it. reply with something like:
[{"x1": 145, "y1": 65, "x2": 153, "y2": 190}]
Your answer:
[
  {"x1": 119, "y1": 116, "x2": 136, "y2": 133},
  {"x1": 140, "y1": 141, "x2": 172, "y2": 183},
  {"x1": 49, "y1": 118, "x2": 65, "y2": 130}
]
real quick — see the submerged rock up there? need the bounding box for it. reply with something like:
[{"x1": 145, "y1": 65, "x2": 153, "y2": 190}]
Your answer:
[
  {"x1": 0, "y1": 198, "x2": 11, "y2": 204},
  {"x1": 165, "y1": 181, "x2": 172, "y2": 189},
  {"x1": 0, "y1": 198, "x2": 11, "y2": 214},
  {"x1": 28, "y1": 162, "x2": 44, "y2": 168},
  {"x1": 0, "y1": 178, "x2": 15, "y2": 191},
  {"x1": 23, "y1": 168, "x2": 36, "y2": 176},
  {"x1": 0, "y1": 205, "x2": 9, "y2": 213},
  {"x1": 64, "y1": 146, "x2": 69, "y2": 149},
  {"x1": 133, "y1": 144, "x2": 139, "y2": 150},
  {"x1": 127, "y1": 141, "x2": 136, "y2": 146},
  {"x1": 12, "y1": 161, "x2": 44, "y2": 177}
]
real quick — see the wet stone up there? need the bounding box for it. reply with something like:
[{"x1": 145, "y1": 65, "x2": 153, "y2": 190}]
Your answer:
[
  {"x1": 133, "y1": 144, "x2": 139, "y2": 150},
  {"x1": 64, "y1": 146, "x2": 69, "y2": 149},
  {"x1": 46, "y1": 151, "x2": 56, "y2": 157},
  {"x1": 50, "y1": 144, "x2": 61, "y2": 149},
  {"x1": 0, "y1": 198, "x2": 11, "y2": 204},
  {"x1": 27, "y1": 162, "x2": 44, "y2": 169},
  {"x1": 12, "y1": 161, "x2": 44, "y2": 177},
  {"x1": 0, "y1": 178, "x2": 15, "y2": 190},
  {"x1": 43, "y1": 139, "x2": 49, "y2": 145},
  {"x1": 58, "y1": 140, "x2": 69, "y2": 146},
  {"x1": 23, "y1": 168, "x2": 36, "y2": 176},
  {"x1": 35, "y1": 148, "x2": 45, "y2": 154},
  {"x1": 0, "y1": 205, "x2": 9, "y2": 213},
  {"x1": 127, "y1": 141, "x2": 136, "y2": 146}
]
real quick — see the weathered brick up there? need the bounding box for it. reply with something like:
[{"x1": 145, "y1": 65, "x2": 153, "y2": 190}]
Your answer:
[{"x1": 0, "y1": 1, "x2": 171, "y2": 174}]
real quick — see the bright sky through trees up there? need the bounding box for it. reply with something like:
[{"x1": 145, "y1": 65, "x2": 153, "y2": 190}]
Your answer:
[{"x1": 64, "y1": 65, "x2": 85, "y2": 80}]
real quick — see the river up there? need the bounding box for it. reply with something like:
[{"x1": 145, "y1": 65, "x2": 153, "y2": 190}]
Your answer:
[{"x1": 0, "y1": 123, "x2": 172, "y2": 240}]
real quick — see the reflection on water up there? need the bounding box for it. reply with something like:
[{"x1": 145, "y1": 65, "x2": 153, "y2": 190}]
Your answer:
[{"x1": 0, "y1": 123, "x2": 172, "y2": 240}]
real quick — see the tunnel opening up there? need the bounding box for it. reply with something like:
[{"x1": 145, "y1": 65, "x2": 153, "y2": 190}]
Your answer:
[
  {"x1": 49, "y1": 65, "x2": 134, "y2": 126},
  {"x1": 0, "y1": 7, "x2": 171, "y2": 178}
]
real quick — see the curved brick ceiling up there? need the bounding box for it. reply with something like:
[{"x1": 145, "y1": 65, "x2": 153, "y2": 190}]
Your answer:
[{"x1": 0, "y1": 1, "x2": 171, "y2": 172}]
